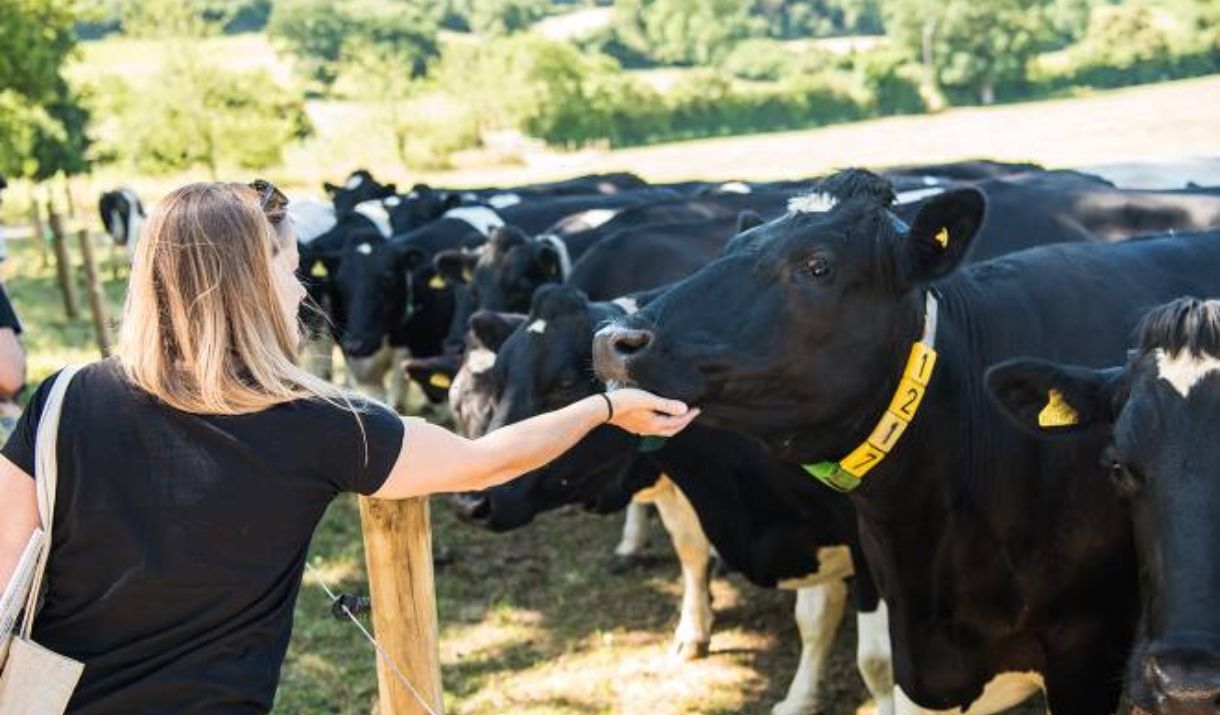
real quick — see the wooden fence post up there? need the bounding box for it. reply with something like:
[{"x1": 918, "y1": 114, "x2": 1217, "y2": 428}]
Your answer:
[
  {"x1": 28, "y1": 198, "x2": 48, "y2": 269},
  {"x1": 77, "y1": 229, "x2": 112, "y2": 357},
  {"x1": 46, "y1": 203, "x2": 79, "y2": 320},
  {"x1": 358, "y1": 496, "x2": 444, "y2": 715}
]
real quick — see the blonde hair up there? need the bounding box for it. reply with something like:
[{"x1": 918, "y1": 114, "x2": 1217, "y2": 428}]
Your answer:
[{"x1": 117, "y1": 182, "x2": 348, "y2": 415}]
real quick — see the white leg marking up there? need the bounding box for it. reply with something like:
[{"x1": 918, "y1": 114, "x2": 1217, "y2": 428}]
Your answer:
[
  {"x1": 386, "y1": 347, "x2": 410, "y2": 413},
  {"x1": 894, "y1": 672, "x2": 1043, "y2": 715},
  {"x1": 858, "y1": 602, "x2": 895, "y2": 715},
  {"x1": 649, "y1": 476, "x2": 713, "y2": 660},
  {"x1": 300, "y1": 332, "x2": 335, "y2": 381},
  {"x1": 772, "y1": 581, "x2": 849, "y2": 715},
  {"x1": 615, "y1": 501, "x2": 651, "y2": 557}
]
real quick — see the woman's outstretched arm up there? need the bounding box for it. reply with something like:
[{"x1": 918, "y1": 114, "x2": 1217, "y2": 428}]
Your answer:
[{"x1": 372, "y1": 389, "x2": 697, "y2": 500}]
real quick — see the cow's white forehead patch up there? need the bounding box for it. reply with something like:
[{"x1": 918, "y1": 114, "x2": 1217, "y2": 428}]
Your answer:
[
  {"x1": 612, "y1": 297, "x2": 639, "y2": 315},
  {"x1": 345, "y1": 174, "x2": 364, "y2": 190},
  {"x1": 719, "y1": 181, "x2": 751, "y2": 194},
  {"x1": 356, "y1": 242, "x2": 373, "y2": 255},
  {"x1": 466, "y1": 347, "x2": 496, "y2": 375},
  {"x1": 894, "y1": 186, "x2": 946, "y2": 205},
  {"x1": 921, "y1": 175, "x2": 940, "y2": 186},
  {"x1": 527, "y1": 319, "x2": 547, "y2": 335},
  {"x1": 384, "y1": 195, "x2": 402, "y2": 207},
  {"x1": 1155, "y1": 349, "x2": 1220, "y2": 397},
  {"x1": 788, "y1": 192, "x2": 838, "y2": 214}
]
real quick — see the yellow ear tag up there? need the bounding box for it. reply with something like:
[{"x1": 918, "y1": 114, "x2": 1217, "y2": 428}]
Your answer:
[
  {"x1": 462, "y1": 268, "x2": 473, "y2": 282},
  {"x1": 1038, "y1": 389, "x2": 1079, "y2": 428},
  {"x1": 428, "y1": 373, "x2": 452, "y2": 389},
  {"x1": 310, "y1": 263, "x2": 328, "y2": 278},
  {"x1": 428, "y1": 275, "x2": 446, "y2": 290},
  {"x1": 933, "y1": 228, "x2": 950, "y2": 249}
]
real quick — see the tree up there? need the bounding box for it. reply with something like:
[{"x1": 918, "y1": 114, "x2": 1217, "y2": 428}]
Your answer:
[
  {"x1": 268, "y1": 0, "x2": 438, "y2": 92},
  {"x1": 466, "y1": 0, "x2": 550, "y2": 37},
  {"x1": 884, "y1": 0, "x2": 1054, "y2": 105},
  {"x1": 615, "y1": 0, "x2": 760, "y2": 65},
  {"x1": 0, "y1": 0, "x2": 91, "y2": 179}
]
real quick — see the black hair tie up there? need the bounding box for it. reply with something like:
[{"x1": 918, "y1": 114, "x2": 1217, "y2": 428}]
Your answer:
[{"x1": 599, "y1": 393, "x2": 614, "y2": 423}]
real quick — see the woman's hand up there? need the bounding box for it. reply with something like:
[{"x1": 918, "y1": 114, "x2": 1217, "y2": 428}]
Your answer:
[{"x1": 605, "y1": 388, "x2": 700, "y2": 437}]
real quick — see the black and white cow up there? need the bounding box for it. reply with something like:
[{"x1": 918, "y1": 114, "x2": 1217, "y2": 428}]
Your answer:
[
  {"x1": 450, "y1": 287, "x2": 893, "y2": 715},
  {"x1": 593, "y1": 170, "x2": 1220, "y2": 713},
  {"x1": 98, "y1": 187, "x2": 146, "y2": 259},
  {"x1": 987, "y1": 297, "x2": 1220, "y2": 715}
]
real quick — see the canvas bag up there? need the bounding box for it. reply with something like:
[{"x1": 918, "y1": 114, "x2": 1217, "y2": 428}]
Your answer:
[{"x1": 0, "y1": 366, "x2": 86, "y2": 714}]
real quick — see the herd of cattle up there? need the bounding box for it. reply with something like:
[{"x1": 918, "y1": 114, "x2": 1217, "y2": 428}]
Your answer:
[{"x1": 99, "y1": 162, "x2": 1220, "y2": 715}]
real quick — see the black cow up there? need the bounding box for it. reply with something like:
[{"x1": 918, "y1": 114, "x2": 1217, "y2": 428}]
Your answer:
[
  {"x1": 98, "y1": 187, "x2": 146, "y2": 256},
  {"x1": 323, "y1": 169, "x2": 397, "y2": 218},
  {"x1": 593, "y1": 171, "x2": 1220, "y2": 712},
  {"x1": 988, "y1": 297, "x2": 1220, "y2": 715}
]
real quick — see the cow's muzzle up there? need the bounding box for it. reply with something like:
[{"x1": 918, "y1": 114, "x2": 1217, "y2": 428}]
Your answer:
[
  {"x1": 1142, "y1": 648, "x2": 1220, "y2": 714},
  {"x1": 593, "y1": 324, "x2": 655, "y2": 384}
]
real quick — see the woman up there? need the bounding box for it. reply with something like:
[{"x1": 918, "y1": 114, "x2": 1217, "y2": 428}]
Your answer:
[{"x1": 0, "y1": 181, "x2": 697, "y2": 714}]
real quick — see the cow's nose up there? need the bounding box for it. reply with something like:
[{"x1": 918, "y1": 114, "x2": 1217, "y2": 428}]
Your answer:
[
  {"x1": 451, "y1": 493, "x2": 490, "y2": 522},
  {"x1": 1145, "y1": 649, "x2": 1220, "y2": 713},
  {"x1": 610, "y1": 328, "x2": 653, "y2": 357}
]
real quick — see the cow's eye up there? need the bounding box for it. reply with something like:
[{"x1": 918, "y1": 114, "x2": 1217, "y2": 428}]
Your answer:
[
  {"x1": 804, "y1": 256, "x2": 832, "y2": 279},
  {"x1": 1106, "y1": 458, "x2": 1145, "y2": 496}
]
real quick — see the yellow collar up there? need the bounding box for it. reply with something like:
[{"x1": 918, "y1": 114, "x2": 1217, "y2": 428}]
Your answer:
[{"x1": 804, "y1": 293, "x2": 939, "y2": 492}]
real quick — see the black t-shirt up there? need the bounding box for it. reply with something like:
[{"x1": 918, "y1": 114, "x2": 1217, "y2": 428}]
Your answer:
[
  {"x1": 0, "y1": 359, "x2": 405, "y2": 714},
  {"x1": 0, "y1": 283, "x2": 21, "y2": 334}
]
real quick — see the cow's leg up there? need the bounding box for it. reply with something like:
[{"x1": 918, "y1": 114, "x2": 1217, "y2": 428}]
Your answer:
[
  {"x1": 300, "y1": 332, "x2": 335, "y2": 381},
  {"x1": 649, "y1": 477, "x2": 713, "y2": 661},
  {"x1": 857, "y1": 601, "x2": 895, "y2": 715},
  {"x1": 614, "y1": 501, "x2": 652, "y2": 564},
  {"x1": 385, "y1": 347, "x2": 411, "y2": 413},
  {"x1": 771, "y1": 581, "x2": 849, "y2": 715},
  {"x1": 344, "y1": 346, "x2": 391, "y2": 403}
]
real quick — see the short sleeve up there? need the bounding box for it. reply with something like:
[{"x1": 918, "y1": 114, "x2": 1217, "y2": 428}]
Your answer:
[
  {"x1": 0, "y1": 370, "x2": 59, "y2": 477},
  {"x1": 0, "y1": 284, "x2": 22, "y2": 334},
  {"x1": 322, "y1": 398, "x2": 405, "y2": 496}
]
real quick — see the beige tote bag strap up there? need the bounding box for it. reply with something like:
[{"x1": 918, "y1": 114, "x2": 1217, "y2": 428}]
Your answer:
[{"x1": 20, "y1": 365, "x2": 84, "y2": 639}]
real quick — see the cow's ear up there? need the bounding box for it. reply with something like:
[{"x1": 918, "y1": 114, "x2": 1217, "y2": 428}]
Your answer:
[
  {"x1": 900, "y1": 188, "x2": 985, "y2": 285},
  {"x1": 985, "y1": 358, "x2": 1121, "y2": 437},
  {"x1": 323, "y1": 182, "x2": 340, "y2": 197},
  {"x1": 434, "y1": 249, "x2": 477, "y2": 284},
  {"x1": 536, "y1": 241, "x2": 565, "y2": 279},
  {"x1": 442, "y1": 193, "x2": 463, "y2": 211},
  {"x1": 737, "y1": 210, "x2": 764, "y2": 233},
  {"x1": 471, "y1": 310, "x2": 525, "y2": 352}
]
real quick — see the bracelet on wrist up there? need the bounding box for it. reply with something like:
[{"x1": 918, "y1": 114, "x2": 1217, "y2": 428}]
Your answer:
[{"x1": 598, "y1": 393, "x2": 614, "y2": 423}]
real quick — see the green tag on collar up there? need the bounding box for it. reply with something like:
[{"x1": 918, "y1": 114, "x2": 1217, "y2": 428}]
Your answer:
[
  {"x1": 638, "y1": 436, "x2": 668, "y2": 453},
  {"x1": 803, "y1": 461, "x2": 862, "y2": 493}
]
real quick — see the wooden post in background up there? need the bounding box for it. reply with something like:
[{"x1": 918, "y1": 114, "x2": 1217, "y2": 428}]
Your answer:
[
  {"x1": 28, "y1": 197, "x2": 48, "y2": 269},
  {"x1": 46, "y1": 203, "x2": 79, "y2": 320},
  {"x1": 77, "y1": 229, "x2": 111, "y2": 357},
  {"x1": 358, "y1": 497, "x2": 444, "y2": 715}
]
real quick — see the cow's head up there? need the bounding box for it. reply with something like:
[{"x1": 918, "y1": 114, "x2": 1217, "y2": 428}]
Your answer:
[
  {"x1": 593, "y1": 169, "x2": 985, "y2": 463},
  {"x1": 384, "y1": 184, "x2": 463, "y2": 234},
  {"x1": 987, "y1": 298, "x2": 1220, "y2": 715},
  {"x1": 324, "y1": 170, "x2": 397, "y2": 217},
  {"x1": 468, "y1": 226, "x2": 567, "y2": 313},
  {"x1": 451, "y1": 288, "x2": 640, "y2": 530},
  {"x1": 331, "y1": 231, "x2": 417, "y2": 357}
]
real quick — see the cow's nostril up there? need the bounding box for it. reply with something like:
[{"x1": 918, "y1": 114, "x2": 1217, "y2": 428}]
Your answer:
[{"x1": 611, "y1": 329, "x2": 653, "y2": 357}]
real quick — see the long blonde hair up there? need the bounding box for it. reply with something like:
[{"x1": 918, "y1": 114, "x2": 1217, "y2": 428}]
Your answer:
[{"x1": 117, "y1": 182, "x2": 347, "y2": 414}]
